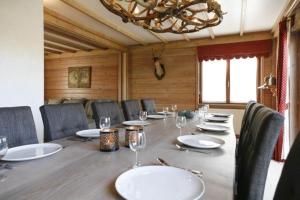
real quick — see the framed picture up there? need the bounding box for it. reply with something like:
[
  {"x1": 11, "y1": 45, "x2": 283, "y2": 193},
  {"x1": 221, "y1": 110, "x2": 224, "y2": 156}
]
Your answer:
[{"x1": 68, "y1": 66, "x2": 91, "y2": 88}]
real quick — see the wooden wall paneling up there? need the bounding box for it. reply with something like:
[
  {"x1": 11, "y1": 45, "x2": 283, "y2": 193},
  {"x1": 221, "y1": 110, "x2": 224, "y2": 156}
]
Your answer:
[
  {"x1": 128, "y1": 48, "x2": 197, "y2": 110},
  {"x1": 45, "y1": 52, "x2": 120, "y2": 101}
]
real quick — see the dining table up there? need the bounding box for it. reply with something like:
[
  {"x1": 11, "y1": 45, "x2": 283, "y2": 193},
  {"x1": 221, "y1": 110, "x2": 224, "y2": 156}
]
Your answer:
[{"x1": 0, "y1": 115, "x2": 236, "y2": 200}]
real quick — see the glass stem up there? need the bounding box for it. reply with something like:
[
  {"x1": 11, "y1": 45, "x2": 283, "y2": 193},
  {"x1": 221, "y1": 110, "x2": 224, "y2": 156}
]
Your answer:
[
  {"x1": 180, "y1": 128, "x2": 182, "y2": 136},
  {"x1": 135, "y1": 151, "x2": 138, "y2": 166}
]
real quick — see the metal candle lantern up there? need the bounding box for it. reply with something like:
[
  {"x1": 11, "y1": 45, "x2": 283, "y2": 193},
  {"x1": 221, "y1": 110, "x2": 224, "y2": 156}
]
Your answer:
[
  {"x1": 99, "y1": 128, "x2": 119, "y2": 152},
  {"x1": 125, "y1": 126, "x2": 143, "y2": 148}
]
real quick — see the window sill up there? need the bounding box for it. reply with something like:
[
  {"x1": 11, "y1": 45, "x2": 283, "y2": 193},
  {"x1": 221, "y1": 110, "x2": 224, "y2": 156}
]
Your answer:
[{"x1": 199, "y1": 103, "x2": 246, "y2": 110}]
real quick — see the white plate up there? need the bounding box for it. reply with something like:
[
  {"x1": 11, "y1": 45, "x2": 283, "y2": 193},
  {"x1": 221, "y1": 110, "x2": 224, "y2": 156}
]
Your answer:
[
  {"x1": 196, "y1": 124, "x2": 229, "y2": 132},
  {"x1": 210, "y1": 113, "x2": 231, "y2": 117},
  {"x1": 157, "y1": 111, "x2": 173, "y2": 115},
  {"x1": 115, "y1": 166, "x2": 205, "y2": 200},
  {"x1": 147, "y1": 115, "x2": 165, "y2": 119},
  {"x1": 205, "y1": 116, "x2": 228, "y2": 122},
  {"x1": 122, "y1": 120, "x2": 150, "y2": 126},
  {"x1": 177, "y1": 135, "x2": 225, "y2": 149},
  {"x1": 1, "y1": 143, "x2": 62, "y2": 161},
  {"x1": 76, "y1": 129, "x2": 100, "y2": 138}
]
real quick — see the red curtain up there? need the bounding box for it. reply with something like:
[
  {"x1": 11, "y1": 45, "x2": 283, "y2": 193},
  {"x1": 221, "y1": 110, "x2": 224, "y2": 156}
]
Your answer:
[
  {"x1": 274, "y1": 19, "x2": 288, "y2": 161},
  {"x1": 197, "y1": 40, "x2": 273, "y2": 61}
]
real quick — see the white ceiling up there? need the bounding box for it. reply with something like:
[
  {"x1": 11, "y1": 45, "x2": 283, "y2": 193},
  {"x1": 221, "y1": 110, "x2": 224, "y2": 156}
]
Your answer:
[{"x1": 43, "y1": 0, "x2": 288, "y2": 46}]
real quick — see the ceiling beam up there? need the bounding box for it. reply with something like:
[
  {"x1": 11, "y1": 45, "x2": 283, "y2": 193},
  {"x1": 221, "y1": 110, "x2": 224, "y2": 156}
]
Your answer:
[
  {"x1": 150, "y1": 32, "x2": 168, "y2": 43},
  {"x1": 44, "y1": 9, "x2": 127, "y2": 51},
  {"x1": 60, "y1": 0, "x2": 150, "y2": 45},
  {"x1": 44, "y1": 29, "x2": 96, "y2": 51},
  {"x1": 44, "y1": 48, "x2": 62, "y2": 54},
  {"x1": 129, "y1": 31, "x2": 273, "y2": 51},
  {"x1": 44, "y1": 41, "x2": 77, "y2": 53},
  {"x1": 240, "y1": 0, "x2": 247, "y2": 36},
  {"x1": 44, "y1": 40, "x2": 81, "y2": 51},
  {"x1": 271, "y1": 0, "x2": 300, "y2": 35}
]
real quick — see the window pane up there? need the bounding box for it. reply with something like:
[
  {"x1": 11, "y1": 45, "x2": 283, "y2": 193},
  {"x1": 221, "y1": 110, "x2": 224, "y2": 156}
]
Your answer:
[
  {"x1": 202, "y1": 60, "x2": 227, "y2": 103},
  {"x1": 230, "y1": 58, "x2": 257, "y2": 103}
]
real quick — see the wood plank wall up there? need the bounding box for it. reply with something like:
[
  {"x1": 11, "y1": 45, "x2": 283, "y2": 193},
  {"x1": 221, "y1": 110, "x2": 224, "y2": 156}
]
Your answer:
[
  {"x1": 128, "y1": 47, "x2": 275, "y2": 110},
  {"x1": 128, "y1": 48, "x2": 198, "y2": 110},
  {"x1": 45, "y1": 51, "x2": 119, "y2": 100}
]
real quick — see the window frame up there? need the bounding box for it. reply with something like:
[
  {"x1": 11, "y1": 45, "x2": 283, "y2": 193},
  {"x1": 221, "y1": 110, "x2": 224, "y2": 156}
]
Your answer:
[{"x1": 199, "y1": 57, "x2": 261, "y2": 109}]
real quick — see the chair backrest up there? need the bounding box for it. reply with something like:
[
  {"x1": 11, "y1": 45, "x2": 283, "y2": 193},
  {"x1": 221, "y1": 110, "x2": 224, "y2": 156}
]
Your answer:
[
  {"x1": 0, "y1": 106, "x2": 38, "y2": 148},
  {"x1": 237, "y1": 103, "x2": 264, "y2": 158},
  {"x1": 273, "y1": 132, "x2": 300, "y2": 200},
  {"x1": 236, "y1": 106, "x2": 284, "y2": 200},
  {"x1": 121, "y1": 100, "x2": 141, "y2": 121},
  {"x1": 141, "y1": 99, "x2": 157, "y2": 114},
  {"x1": 239, "y1": 101, "x2": 256, "y2": 136},
  {"x1": 40, "y1": 103, "x2": 89, "y2": 142},
  {"x1": 91, "y1": 101, "x2": 124, "y2": 128}
]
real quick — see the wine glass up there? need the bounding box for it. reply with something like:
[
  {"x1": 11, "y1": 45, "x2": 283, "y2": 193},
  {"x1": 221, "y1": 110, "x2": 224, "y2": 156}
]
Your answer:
[
  {"x1": 162, "y1": 107, "x2": 169, "y2": 120},
  {"x1": 99, "y1": 117, "x2": 110, "y2": 130},
  {"x1": 0, "y1": 136, "x2": 8, "y2": 160},
  {"x1": 171, "y1": 104, "x2": 177, "y2": 117},
  {"x1": 139, "y1": 111, "x2": 147, "y2": 126},
  {"x1": 129, "y1": 130, "x2": 146, "y2": 168},
  {"x1": 176, "y1": 116, "x2": 187, "y2": 136}
]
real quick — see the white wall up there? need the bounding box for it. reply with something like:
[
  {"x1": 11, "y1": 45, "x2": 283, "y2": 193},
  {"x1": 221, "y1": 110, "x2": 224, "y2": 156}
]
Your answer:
[
  {"x1": 209, "y1": 108, "x2": 245, "y2": 136},
  {"x1": 0, "y1": 0, "x2": 44, "y2": 142}
]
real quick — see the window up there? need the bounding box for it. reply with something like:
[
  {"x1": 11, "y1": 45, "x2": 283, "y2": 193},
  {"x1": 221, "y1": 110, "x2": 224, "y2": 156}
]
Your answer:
[{"x1": 201, "y1": 57, "x2": 258, "y2": 104}]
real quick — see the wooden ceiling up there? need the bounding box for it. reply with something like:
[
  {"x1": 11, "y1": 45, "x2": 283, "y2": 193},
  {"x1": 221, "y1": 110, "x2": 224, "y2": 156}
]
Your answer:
[{"x1": 44, "y1": 0, "x2": 296, "y2": 55}]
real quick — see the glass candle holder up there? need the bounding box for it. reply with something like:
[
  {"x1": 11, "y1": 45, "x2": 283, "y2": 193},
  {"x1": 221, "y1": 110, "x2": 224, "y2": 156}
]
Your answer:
[
  {"x1": 125, "y1": 126, "x2": 143, "y2": 148},
  {"x1": 99, "y1": 128, "x2": 119, "y2": 152}
]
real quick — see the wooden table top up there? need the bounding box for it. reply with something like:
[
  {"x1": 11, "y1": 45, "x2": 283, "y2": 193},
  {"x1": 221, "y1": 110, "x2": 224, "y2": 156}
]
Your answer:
[{"x1": 0, "y1": 116, "x2": 236, "y2": 200}]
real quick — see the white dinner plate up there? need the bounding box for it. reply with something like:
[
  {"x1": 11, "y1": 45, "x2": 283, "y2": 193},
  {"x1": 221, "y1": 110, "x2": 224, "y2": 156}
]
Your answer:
[
  {"x1": 196, "y1": 124, "x2": 229, "y2": 132},
  {"x1": 157, "y1": 111, "x2": 173, "y2": 115},
  {"x1": 177, "y1": 135, "x2": 225, "y2": 149},
  {"x1": 210, "y1": 113, "x2": 231, "y2": 117},
  {"x1": 147, "y1": 115, "x2": 165, "y2": 119},
  {"x1": 122, "y1": 120, "x2": 150, "y2": 126},
  {"x1": 76, "y1": 129, "x2": 100, "y2": 138},
  {"x1": 1, "y1": 143, "x2": 63, "y2": 161},
  {"x1": 205, "y1": 116, "x2": 228, "y2": 122},
  {"x1": 115, "y1": 165, "x2": 205, "y2": 200}
]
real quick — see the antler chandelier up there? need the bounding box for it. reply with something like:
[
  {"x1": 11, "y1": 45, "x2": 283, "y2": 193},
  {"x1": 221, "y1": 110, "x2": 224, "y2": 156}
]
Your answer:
[{"x1": 99, "y1": 0, "x2": 224, "y2": 34}]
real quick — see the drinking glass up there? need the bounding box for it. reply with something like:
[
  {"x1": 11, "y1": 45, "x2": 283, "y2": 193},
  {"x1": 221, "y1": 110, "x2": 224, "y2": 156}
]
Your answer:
[
  {"x1": 203, "y1": 104, "x2": 210, "y2": 113},
  {"x1": 99, "y1": 117, "x2": 110, "y2": 130},
  {"x1": 171, "y1": 104, "x2": 177, "y2": 117},
  {"x1": 163, "y1": 107, "x2": 169, "y2": 120},
  {"x1": 176, "y1": 116, "x2": 187, "y2": 136},
  {"x1": 0, "y1": 136, "x2": 8, "y2": 160},
  {"x1": 139, "y1": 111, "x2": 147, "y2": 126},
  {"x1": 129, "y1": 130, "x2": 146, "y2": 168}
]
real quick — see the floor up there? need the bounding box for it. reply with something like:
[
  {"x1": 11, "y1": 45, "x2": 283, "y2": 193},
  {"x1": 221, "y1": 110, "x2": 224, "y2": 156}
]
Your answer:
[{"x1": 263, "y1": 160, "x2": 284, "y2": 200}]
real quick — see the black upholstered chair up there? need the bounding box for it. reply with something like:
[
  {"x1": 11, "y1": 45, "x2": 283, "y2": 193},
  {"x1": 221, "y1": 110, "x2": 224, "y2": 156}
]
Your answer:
[
  {"x1": 235, "y1": 106, "x2": 284, "y2": 200},
  {"x1": 40, "y1": 103, "x2": 89, "y2": 142},
  {"x1": 239, "y1": 101, "x2": 256, "y2": 137},
  {"x1": 91, "y1": 101, "x2": 125, "y2": 128},
  {"x1": 121, "y1": 100, "x2": 141, "y2": 121},
  {"x1": 0, "y1": 106, "x2": 38, "y2": 148},
  {"x1": 273, "y1": 133, "x2": 300, "y2": 200},
  {"x1": 141, "y1": 99, "x2": 157, "y2": 115}
]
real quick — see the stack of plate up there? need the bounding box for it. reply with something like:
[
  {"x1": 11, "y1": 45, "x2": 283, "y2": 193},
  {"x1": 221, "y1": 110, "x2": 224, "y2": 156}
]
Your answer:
[
  {"x1": 177, "y1": 135, "x2": 225, "y2": 149},
  {"x1": 122, "y1": 120, "x2": 150, "y2": 126},
  {"x1": 205, "y1": 116, "x2": 228, "y2": 123},
  {"x1": 196, "y1": 124, "x2": 229, "y2": 133},
  {"x1": 147, "y1": 115, "x2": 165, "y2": 119}
]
